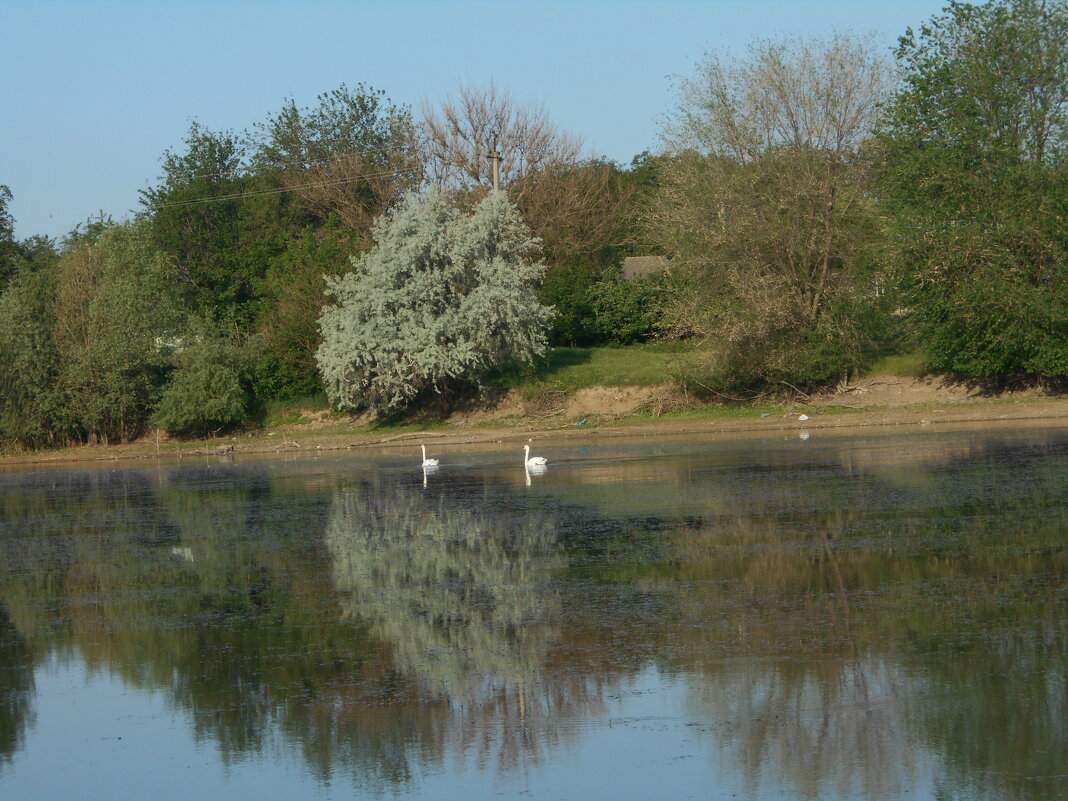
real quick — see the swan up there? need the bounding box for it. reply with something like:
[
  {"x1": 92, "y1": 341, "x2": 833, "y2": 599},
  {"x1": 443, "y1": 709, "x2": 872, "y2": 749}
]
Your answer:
[
  {"x1": 523, "y1": 444, "x2": 547, "y2": 468},
  {"x1": 420, "y1": 444, "x2": 439, "y2": 467}
]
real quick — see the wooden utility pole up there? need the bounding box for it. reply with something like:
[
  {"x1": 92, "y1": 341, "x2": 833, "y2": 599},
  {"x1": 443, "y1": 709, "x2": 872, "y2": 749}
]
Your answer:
[{"x1": 489, "y1": 130, "x2": 501, "y2": 191}]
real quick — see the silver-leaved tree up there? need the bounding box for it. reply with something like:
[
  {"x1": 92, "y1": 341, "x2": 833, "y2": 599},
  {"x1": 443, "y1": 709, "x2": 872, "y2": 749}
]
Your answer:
[{"x1": 316, "y1": 187, "x2": 552, "y2": 413}]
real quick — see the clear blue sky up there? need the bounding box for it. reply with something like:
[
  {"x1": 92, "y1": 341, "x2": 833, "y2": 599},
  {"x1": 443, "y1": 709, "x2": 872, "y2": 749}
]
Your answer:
[{"x1": 1, "y1": 0, "x2": 948, "y2": 242}]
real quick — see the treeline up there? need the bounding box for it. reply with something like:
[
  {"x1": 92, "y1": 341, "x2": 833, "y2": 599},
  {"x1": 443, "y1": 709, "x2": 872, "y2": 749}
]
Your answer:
[{"x1": 1, "y1": 0, "x2": 1065, "y2": 449}]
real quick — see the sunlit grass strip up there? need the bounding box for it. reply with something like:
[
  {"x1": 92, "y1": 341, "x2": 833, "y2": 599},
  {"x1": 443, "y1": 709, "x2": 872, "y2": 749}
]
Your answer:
[{"x1": 490, "y1": 341, "x2": 701, "y2": 391}]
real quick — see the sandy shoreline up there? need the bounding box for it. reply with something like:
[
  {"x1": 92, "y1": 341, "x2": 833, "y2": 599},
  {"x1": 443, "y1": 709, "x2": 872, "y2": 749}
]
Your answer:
[{"x1": 2, "y1": 393, "x2": 1065, "y2": 469}]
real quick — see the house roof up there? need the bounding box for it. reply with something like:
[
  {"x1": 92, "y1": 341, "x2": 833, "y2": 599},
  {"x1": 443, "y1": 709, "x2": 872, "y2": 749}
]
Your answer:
[{"x1": 621, "y1": 256, "x2": 667, "y2": 280}]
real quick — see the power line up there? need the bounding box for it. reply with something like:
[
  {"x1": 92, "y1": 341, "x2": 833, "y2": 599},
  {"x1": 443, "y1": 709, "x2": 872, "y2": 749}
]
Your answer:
[{"x1": 146, "y1": 165, "x2": 421, "y2": 210}]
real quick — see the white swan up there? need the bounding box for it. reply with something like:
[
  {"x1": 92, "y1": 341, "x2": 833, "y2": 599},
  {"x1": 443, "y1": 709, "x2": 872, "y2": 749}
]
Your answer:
[
  {"x1": 523, "y1": 444, "x2": 547, "y2": 468},
  {"x1": 420, "y1": 444, "x2": 439, "y2": 467}
]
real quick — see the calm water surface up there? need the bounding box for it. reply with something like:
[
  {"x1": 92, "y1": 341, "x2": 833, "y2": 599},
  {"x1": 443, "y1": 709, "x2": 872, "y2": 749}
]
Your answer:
[{"x1": 1, "y1": 426, "x2": 1066, "y2": 800}]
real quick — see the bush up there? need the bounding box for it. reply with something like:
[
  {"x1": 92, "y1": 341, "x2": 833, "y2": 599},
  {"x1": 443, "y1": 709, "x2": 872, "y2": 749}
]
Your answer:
[
  {"x1": 153, "y1": 336, "x2": 253, "y2": 436},
  {"x1": 587, "y1": 271, "x2": 665, "y2": 344}
]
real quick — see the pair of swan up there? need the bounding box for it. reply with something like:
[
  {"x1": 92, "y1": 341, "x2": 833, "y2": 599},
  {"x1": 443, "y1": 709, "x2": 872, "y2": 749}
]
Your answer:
[{"x1": 418, "y1": 443, "x2": 548, "y2": 468}]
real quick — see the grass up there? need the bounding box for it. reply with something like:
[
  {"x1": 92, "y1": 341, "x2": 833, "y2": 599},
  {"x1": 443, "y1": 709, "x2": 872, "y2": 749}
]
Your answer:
[
  {"x1": 495, "y1": 340, "x2": 701, "y2": 393},
  {"x1": 516, "y1": 341, "x2": 928, "y2": 392}
]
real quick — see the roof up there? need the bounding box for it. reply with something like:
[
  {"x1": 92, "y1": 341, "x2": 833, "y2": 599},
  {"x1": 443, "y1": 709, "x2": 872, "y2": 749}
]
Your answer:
[{"x1": 620, "y1": 256, "x2": 667, "y2": 280}]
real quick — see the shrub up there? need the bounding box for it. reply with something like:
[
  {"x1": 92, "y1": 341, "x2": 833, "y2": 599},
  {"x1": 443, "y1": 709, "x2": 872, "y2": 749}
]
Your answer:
[{"x1": 153, "y1": 335, "x2": 253, "y2": 436}]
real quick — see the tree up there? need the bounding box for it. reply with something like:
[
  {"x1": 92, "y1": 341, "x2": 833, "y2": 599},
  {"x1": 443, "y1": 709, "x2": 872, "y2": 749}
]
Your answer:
[
  {"x1": 53, "y1": 221, "x2": 186, "y2": 443},
  {"x1": 251, "y1": 83, "x2": 423, "y2": 247},
  {"x1": 0, "y1": 185, "x2": 18, "y2": 290},
  {"x1": 509, "y1": 159, "x2": 639, "y2": 344},
  {"x1": 254, "y1": 225, "x2": 354, "y2": 399},
  {"x1": 141, "y1": 122, "x2": 258, "y2": 312},
  {"x1": 646, "y1": 33, "x2": 891, "y2": 393},
  {"x1": 0, "y1": 267, "x2": 66, "y2": 449},
  {"x1": 141, "y1": 122, "x2": 305, "y2": 322},
  {"x1": 875, "y1": 0, "x2": 1068, "y2": 377},
  {"x1": 316, "y1": 188, "x2": 552, "y2": 413},
  {"x1": 421, "y1": 82, "x2": 581, "y2": 192},
  {"x1": 152, "y1": 326, "x2": 255, "y2": 437},
  {"x1": 423, "y1": 85, "x2": 643, "y2": 345},
  {"x1": 587, "y1": 270, "x2": 666, "y2": 345}
]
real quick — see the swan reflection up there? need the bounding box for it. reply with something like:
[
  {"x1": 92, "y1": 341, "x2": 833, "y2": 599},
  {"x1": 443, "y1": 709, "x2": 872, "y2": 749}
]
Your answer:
[
  {"x1": 421, "y1": 463, "x2": 438, "y2": 487},
  {"x1": 524, "y1": 463, "x2": 547, "y2": 485}
]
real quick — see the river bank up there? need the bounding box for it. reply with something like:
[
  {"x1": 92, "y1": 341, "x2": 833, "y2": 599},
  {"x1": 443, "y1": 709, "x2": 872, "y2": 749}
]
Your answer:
[{"x1": 2, "y1": 375, "x2": 1065, "y2": 468}]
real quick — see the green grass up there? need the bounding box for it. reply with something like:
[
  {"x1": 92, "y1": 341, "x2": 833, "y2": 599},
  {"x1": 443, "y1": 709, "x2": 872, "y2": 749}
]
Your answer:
[{"x1": 495, "y1": 340, "x2": 701, "y2": 392}]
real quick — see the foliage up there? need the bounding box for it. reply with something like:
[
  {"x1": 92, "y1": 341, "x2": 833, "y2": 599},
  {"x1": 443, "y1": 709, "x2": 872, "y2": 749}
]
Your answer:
[
  {"x1": 316, "y1": 188, "x2": 552, "y2": 413},
  {"x1": 538, "y1": 254, "x2": 603, "y2": 345},
  {"x1": 1, "y1": 220, "x2": 185, "y2": 448},
  {"x1": 54, "y1": 221, "x2": 186, "y2": 443},
  {"x1": 586, "y1": 270, "x2": 666, "y2": 345},
  {"x1": 251, "y1": 83, "x2": 422, "y2": 246},
  {"x1": 140, "y1": 122, "x2": 301, "y2": 319},
  {"x1": 875, "y1": 0, "x2": 1068, "y2": 377},
  {"x1": 511, "y1": 159, "x2": 640, "y2": 344},
  {"x1": 647, "y1": 33, "x2": 892, "y2": 393},
  {"x1": 254, "y1": 226, "x2": 354, "y2": 400},
  {"x1": 0, "y1": 187, "x2": 60, "y2": 293},
  {"x1": 0, "y1": 267, "x2": 66, "y2": 449},
  {"x1": 153, "y1": 330, "x2": 254, "y2": 436},
  {"x1": 0, "y1": 185, "x2": 17, "y2": 290}
]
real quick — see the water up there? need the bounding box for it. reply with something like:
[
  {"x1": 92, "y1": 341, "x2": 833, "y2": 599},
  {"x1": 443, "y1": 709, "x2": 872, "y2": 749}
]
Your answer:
[{"x1": 1, "y1": 426, "x2": 1066, "y2": 800}]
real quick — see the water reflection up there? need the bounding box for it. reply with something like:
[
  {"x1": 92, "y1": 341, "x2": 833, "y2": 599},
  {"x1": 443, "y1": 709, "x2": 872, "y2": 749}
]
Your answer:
[
  {"x1": 0, "y1": 604, "x2": 34, "y2": 766},
  {"x1": 0, "y1": 428, "x2": 1064, "y2": 800},
  {"x1": 327, "y1": 477, "x2": 563, "y2": 701}
]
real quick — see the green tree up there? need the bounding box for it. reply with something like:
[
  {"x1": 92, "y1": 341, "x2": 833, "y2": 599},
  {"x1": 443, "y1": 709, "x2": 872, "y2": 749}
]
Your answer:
[
  {"x1": 0, "y1": 267, "x2": 66, "y2": 449},
  {"x1": 647, "y1": 34, "x2": 891, "y2": 394},
  {"x1": 53, "y1": 221, "x2": 186, "y2": 443},
  {"x1": 0, "y1": 185, "x2": 18, "y2": 290},
  {"x1": 152, "y1": 326, "x2": 255, "y2": 437},
  {"x1": 254, "y1": 225, "x2": 353, "y2": 400},
  {"x1": 875, "y1": 0, "x2": 1068, "y2": 377},
  {"x1": 511, "y1": 159, "x2": 639, "y2": 345},
  {"x1": 251, "y1": 83, "x2": 422, "y2": 247},
  {"x1": 316, "y1": 188, "x2": 552, "y2": 413},
  {"x1": 587, "y1": 270, "x2": 666, "y2": 345},
  {"x1": 141, "y1": 122, "x2": 300, "y2": 319}
]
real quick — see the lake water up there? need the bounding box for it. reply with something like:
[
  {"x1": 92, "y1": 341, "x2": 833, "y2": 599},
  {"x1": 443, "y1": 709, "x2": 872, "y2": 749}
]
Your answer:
[{"x1": 1, "y1": 425, "x2": 1066, "y2": 801}]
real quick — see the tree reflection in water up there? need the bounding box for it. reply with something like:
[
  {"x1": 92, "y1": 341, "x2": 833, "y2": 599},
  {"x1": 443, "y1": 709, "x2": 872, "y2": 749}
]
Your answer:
[
  {"x1": 326, "y1": 474, "x2": 586, "y2": 774},
  {"x1": 0, "y1": 604, "x2": 34, "y2": 767}
]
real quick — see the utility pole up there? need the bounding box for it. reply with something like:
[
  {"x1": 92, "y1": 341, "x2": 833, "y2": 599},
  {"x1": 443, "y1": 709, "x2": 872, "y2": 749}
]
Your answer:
[{"x1": 488, "y1": 130, "x2": 501, "y2": 191}]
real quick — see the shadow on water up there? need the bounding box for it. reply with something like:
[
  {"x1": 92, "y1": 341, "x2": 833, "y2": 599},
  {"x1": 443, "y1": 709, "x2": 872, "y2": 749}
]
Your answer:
[{"x1": 0, "y1": 428, "x2": 1064, "y2": 799}]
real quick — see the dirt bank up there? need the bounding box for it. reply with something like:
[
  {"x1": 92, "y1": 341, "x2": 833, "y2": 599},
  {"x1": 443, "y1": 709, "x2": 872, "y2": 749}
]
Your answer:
[{"x1": 2, "y1": 376, "x2": 1065, "y2": 468}]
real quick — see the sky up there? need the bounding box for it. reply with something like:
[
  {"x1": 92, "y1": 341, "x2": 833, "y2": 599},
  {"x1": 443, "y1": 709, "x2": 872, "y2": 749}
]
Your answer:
[{"x1": 1, "y1": 0, "x2": 950, "y2": 242}]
